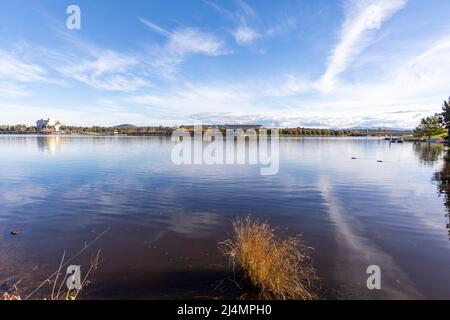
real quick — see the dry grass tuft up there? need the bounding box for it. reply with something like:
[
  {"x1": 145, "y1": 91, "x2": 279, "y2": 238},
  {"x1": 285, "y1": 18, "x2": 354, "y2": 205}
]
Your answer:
[{"x1": 220, "y1": 216, "x2": 318, "y2": 300}]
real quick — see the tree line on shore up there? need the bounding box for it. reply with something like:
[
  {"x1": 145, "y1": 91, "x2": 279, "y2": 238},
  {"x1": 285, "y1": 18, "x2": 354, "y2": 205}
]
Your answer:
[
  {"x1": 0, "y1": 124, "x2": 410, "y2": 137},
  {"x1": 0, "y1": 125, "x2": 174, "y2": 134},
  {"x1": 414, "y1": 97, "x2": 450, "y2": 141},
  {"x1": 279, "y1": 128, "x2": 390, "y2": 136}
]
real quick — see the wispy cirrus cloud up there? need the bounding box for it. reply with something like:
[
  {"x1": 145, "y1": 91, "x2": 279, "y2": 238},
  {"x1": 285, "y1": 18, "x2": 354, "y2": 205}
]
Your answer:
[
  {"x1": 203, "y1": 0, "x2": 261, "y2": 46},
  {"x1": 139, "y1": 18, "x2": 226, "y2": 76},
  {"x1": 57, "y1": 49, "x2": 151, "y2": 92},
  {"x1": 0, "y1": 49, "x2": 47, "y2": 83},
  {"x1": 0, "y1": 47, "x2": 59, "y2": 99},
  {"x1": 139, "y1": 17, "x2": 171, "y2": 37},
  {"x1": 204, "y1": 0, "x2": 296, "y2": 47},
  {"x1": 202, "y1": 0, "x2": 234, "y2": 19},
  {"x1": 0, "y1": 39, "x2": 154, "y2": 94},
  {"x1": 318, "y1": 0, "x2": 408, "y2": 92},
  {"x1": 165, "y1": 28, "x2": 225, "y2": 56},
  {"x1": 236, "y1": 0, "x2": 256, "y2": 19},
  {"x1": 233, "y1": 0, "x2": 260, "y2": 45}
]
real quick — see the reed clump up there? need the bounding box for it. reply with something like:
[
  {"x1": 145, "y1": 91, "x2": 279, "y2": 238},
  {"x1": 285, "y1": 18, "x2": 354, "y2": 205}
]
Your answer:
[{"x1": 220, "y1": 216, "x2": 318, "y2": 300}]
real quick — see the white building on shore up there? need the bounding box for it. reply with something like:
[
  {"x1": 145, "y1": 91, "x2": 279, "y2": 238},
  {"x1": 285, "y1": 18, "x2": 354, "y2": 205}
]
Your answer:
[{"x1": 36, "y1": 118, "x2": 62, "y2": 132}]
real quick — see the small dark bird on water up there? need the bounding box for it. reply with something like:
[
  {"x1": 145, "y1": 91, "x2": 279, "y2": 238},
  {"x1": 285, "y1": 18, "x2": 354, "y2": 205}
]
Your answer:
[
  {"x1": 10, "y1": 230, "x2": 19, "y2": 236},
  {"x1": 351, "y1": 157, "x2": 357, "y2": 160},
  {"x1": 377, "y1": 160, "x2": 383, "y2": 163}
]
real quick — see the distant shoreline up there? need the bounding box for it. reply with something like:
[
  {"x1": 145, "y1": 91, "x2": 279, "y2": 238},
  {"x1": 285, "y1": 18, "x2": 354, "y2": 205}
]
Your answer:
[
  {"x1": 0, "y1": 126, "x2": 414, "y2": 138},
  {"x1": 0, "y1": 132, "x2": 417, "y2": 139}
]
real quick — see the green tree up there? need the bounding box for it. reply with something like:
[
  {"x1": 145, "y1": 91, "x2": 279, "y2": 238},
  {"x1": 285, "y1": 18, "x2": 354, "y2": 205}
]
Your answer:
[
  {"x1": 414, "y1": 114, "x2": 446, "y2": 141},
  {"x1": 441, "y1": 96, "x2": 450, "y2": 142}
]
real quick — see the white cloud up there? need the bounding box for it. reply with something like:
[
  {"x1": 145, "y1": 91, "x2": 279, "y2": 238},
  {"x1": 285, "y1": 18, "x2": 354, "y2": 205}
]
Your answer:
[
  {"x1": 0, "y1": 39, "x2": 153, "y2": 93},
  {"x1": 318, "y1": 0, "x2": 408, "y2": 92},
  {"x1": 140, "y1": 19, "x2": 225, "y2": 75},
  {"x1": 204, "y1": 0, "x2": 262, "y2": 46},
  {"x1": 326, "y1": 35, "x2": 450, "y2": 110},
  {"x1": 233, "y1": 25, "x2": 260, "y2": 45},
  {"x1": 232, "y1": 0, "x2": 261, "y2": 46},
  {"x1": 166, "y1": 28, "x2": 224, "y2": 56},
  {"x1": 58, "y1": 49, "x2": 151, "y2": 92},
  {"x1": 0, "y1": 49, "x2": 47, "y2": 82},
  {"x1": 204, "y1": 0, "x2": 296, "y2": 47}
]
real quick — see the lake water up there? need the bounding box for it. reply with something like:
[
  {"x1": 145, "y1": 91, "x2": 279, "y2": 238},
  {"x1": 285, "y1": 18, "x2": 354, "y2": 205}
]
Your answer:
[{"x1": 1, "y1": 135, "x2": 450, "y2": 299}]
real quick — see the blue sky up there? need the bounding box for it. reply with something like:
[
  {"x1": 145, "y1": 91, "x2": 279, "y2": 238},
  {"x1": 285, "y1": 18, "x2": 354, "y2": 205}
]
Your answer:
[{"x1": 0, "y1": 0, "x2": 449, "y2": 128}]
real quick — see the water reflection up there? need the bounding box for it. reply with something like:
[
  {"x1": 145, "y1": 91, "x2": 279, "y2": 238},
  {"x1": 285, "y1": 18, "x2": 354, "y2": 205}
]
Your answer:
[
  {"x1": 2, "y1": 136, "x2": 450, "y2": 299},
  {"x1": 413, "y1": 142, "x2": 444, "y2": 165},
  {"x1": 434, "y1": 150, "x2": 450, "y2": 239},
  {"x1": 36, "y1": 136, "x2": 64, "y2": 154}
]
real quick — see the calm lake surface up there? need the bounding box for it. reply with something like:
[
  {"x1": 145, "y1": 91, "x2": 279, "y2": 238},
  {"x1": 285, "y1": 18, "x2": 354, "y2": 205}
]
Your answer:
[{"x1": 1, "y1": 135, "x2": 450, "y2": 299}]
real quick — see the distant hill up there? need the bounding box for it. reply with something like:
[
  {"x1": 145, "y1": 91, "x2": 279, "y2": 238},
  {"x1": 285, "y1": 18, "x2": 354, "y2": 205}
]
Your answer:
[{"x1": 114, "y1": 124, "x2": 137, "y2": 129}]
